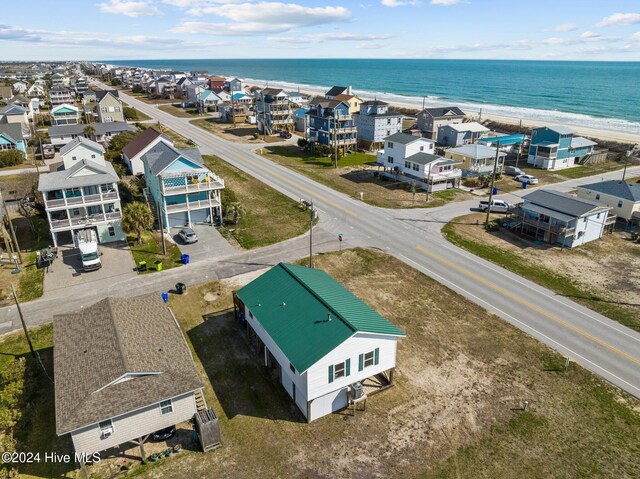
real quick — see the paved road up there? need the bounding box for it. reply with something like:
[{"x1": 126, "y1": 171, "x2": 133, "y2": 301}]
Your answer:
[{"x1": 9, "y1": 79, "x2": 640, "y2": 400}]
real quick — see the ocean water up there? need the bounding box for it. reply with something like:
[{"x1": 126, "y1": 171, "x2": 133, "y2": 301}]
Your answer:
[{"x1": 107, "y1": 59, "x2": 640, "y2": 135}]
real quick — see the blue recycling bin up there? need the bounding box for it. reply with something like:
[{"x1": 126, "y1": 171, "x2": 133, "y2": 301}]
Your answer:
[
  {"x1": 492, "y1": 187, "x2": 498, "y2": 195},
  {"x1": 161, "y1": 292, "x2": 169, "y2": 303},
  {"x1": 522, "y1": 182, "x2": 528, "y2": 189},
  {"x1": 181, "y1": 254, "x2": 190, "y2": 265}
]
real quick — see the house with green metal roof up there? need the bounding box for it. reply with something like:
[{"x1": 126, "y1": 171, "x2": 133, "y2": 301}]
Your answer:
[{"x1": 234, "y1": 263, "x2": 405, "y2": 422}]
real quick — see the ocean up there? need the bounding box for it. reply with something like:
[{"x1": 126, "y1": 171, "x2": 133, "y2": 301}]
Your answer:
[{"x1": 106, "y1": 59, "x2": 640, "y2": 136}]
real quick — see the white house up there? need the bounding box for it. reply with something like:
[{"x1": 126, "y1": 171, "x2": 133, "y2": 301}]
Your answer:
[
  {"x1": 234, "y1": 263, "x2": 405, "y2": 422},
  {"x1": 60, "y1": 136, "x2": 105, "y2": 167},
  {"x1": 121, "y1": 127, "x2": 173, "y2": 175},
  {"x1": 376, "y1": 132, "x2": 436, "y2": 170},
  {"x1": 576, "y1": 180, "x2": 640, "y2": 223},
  {"x1": 12, "y1": 81, "x2": 27, "y2": 94},
  {"x1": 54, "y1": 294, "x2": 204, "y2": 462},
  {"x1": 51, "y1": 103, "x2": 81, "y2": 126},
  {"x1": 512, "y1": 189, "x2": 615, "y2": 248}
]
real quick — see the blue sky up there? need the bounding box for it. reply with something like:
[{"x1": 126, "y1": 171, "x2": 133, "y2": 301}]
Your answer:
[{"x1": 1, "y1": 0, "x2": 639, "y2": 60}]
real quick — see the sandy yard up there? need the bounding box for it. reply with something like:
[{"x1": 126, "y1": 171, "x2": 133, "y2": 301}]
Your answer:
[{"x1": 191, "y1": 119, "x2": 282, "y2": 144}]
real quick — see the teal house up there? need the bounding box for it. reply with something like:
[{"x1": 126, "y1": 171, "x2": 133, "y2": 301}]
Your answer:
[
  {"x1": 141, "y1": 142, "x2": 224, "y2": 230},
  {"x1": 0, "y1": 124, "x2": 26, "y2": 155},
  {"x1": 527, "y1": 125, "x2": 596, "y2": 170}
]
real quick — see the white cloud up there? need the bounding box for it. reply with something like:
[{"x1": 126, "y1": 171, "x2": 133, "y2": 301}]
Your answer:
[
  {"x1": 553, "y1": 23, "x2": 578, "y2": 32},
  {"x1": 431, "y1": 0, "x2": 461, "y2": 5},
  {"x1": 173, "y1": 21, "x2": 291, "y2": 35},
  {"x1": 355, "y1": 42, "x2": 382, "y2": 49},
  {"x1": 631, "y1": 32, "x2": 640, "y2": 41},
  {"x1": 269, "y1": 32, "x2": 391, "y2": 43},
  {"x1": 597, "y1": 13, "x2": 640, "y2": 28},
  {"x1": 381, "y1": 0, "x2": 418, "y2": 7},
  {"x1": 580, "y1": 31, "x2": 600, "y2": 39},
  {"x1": 98, "y1": 0, "x2": 163, "y2": 17}
]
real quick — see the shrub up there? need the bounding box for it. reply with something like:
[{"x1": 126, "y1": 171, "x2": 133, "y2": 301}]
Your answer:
[
  {"x1": 297, "y1": 138, "x2": 308, "y2": 148},
  {"x1": 123, "y1": 106, "x2": 138, "y2": 121},
  {"x1": 0, "y1": 150, "x2": 24, "y2": 167}
]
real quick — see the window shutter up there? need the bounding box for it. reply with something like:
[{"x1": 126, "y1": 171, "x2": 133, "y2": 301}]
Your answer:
[
  {"x1": 374, "y1": 347, "x2": 379, "y2": 365},
  {"x1": 346, "y1": 359, "x2": 351, "y2": 376},
  {"x1": 328, "y1": 365, "x2": 334, "y2": 383},
  {"x1": 358, "y1": 353, "x2": 364, "y2": 372}
]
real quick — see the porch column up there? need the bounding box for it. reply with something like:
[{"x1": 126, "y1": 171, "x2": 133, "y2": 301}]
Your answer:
[{"x1": 163, "y1": 198, "x2": 170, "y2": 234}]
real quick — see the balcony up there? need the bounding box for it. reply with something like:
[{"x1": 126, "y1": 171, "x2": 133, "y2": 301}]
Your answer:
[
  {"x1": 331, "y1": 126, "x2": 358, "y2": 134},
  {"x1": 165, "y1": 197, "x2": 222, "y2": 213},
  {"x1": 160, "y1": 170, "x2": 225, "y2": 196},
  {"x1": 45, "y1": 189, "x2": 119, "y2": 209},
  {"x1": 430, "y1": 169, "x2": 462, "y2": 181},
  {"x1": 49, "y1": 211, "x2": 122, "y2": 231}
]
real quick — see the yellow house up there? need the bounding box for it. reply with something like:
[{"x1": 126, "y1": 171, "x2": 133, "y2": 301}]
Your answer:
[
  {"x1": 334, "y1": 94, "x2": 364, "y2": 115},
  {"x1": 576, "y1": 180, "x2": 640, "y2": 222}
]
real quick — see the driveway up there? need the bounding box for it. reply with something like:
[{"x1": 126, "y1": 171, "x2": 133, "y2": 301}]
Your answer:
[
  {"x1": 43, "y1": 241, "x2": 138, "y2": 292},
  {"x1": 171, "y1": 224, "x2": 235, "y2": 262}
]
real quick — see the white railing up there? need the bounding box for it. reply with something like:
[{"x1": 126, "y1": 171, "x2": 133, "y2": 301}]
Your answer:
[
  {"x1": 161, "y1": 172, "x2": 225, "y2": 195},
  {"x1": 45, "y1": 190, "x2": 119, "y2": 209},
  {"x1": 165, "y1": 198, "x2": 221, "y2": 213},
  {"x1": 49, "y1": 211, "x2": 121, "y2": 230}
]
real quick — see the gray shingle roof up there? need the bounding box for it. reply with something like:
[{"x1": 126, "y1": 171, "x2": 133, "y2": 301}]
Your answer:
[
  {"x1": 546, "y1": 125, "x2": 574, "y2": 135},
  {"x1": 0, "y1": 104, "x2": 27, "y2": 115},
  {"x1": 405, "y1": 152, "x2": 442, "y2": 165},
  {"x1": 96, "y1": 90, "x2": 119, "y2": 102},
  {"x1": 570, "y1": 136, "x2": 597, "y2": 148},
  {"x1": 420, "y1": 106, "x2": 465, "y2": 118},
  {"x1": 325, "y1": 86, "x2": 347, "y2": 97},
  {"x1": 141, "y1": 141, "x2": 203, "y2": 176},
  {"x1": 38, "y1": 159, "x2": 118, "y2": 192},
  {"x1": 578, "y1": 180, "x2": 640, "y2": 202},
  {"x1": 59, "y1": 137, "x2": 105, "y2": 156},
  {"x1": 0, "y1": 123, "x2": 24, "y2": 143},
  {"x1": 54, "y1": 294, "x2": 203, "y2": 434},
  {"x1": 523, "y1": 189, "x2": 610, "y2": 217},
  {"x1": 385, "y1": 132, "x2": 423, "y2": 144},
  {"x1": 48, "y1": 122, "x2": 135, "y2": 137}
]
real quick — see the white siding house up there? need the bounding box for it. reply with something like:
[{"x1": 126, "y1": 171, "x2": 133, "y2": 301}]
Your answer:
[{"x1": 235, "y1": 263, "x2": 405, "y2": 422}]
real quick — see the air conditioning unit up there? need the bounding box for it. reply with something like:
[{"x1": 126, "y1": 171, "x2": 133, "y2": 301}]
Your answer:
[
  {"x1": 100, "y1": 428, "x2": 113, "y2": 439},
  {"x1": 350, "y1": 382, "x2": 365, "y2": 401}
]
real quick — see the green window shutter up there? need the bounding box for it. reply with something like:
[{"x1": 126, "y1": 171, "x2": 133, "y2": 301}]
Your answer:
[
  {"x1": 358, "y1": 353, "x2": 364, "y2": 371},
  {"x1": 346, "y1": 359, "x2": 351, "y2": 376},
  {"x1": 328, "y1": 365, "x2": 334, "y2": 383},
  {"x1": 374, "y1": 347, "x2": 379, "y2": 365}
]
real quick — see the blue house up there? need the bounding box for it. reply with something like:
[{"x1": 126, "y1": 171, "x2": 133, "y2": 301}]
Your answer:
[
  {"x1": 527, "y1": 126, "x2": 596, "y2": 170},
  {"x1": 141, "y1": 142, "x2": 225, "y2": 231},
  {"x1": 0, "y1": 123, "x2": 27, "y2": 155},
  {"x1": 305, "y1": 98, "x2": 357, "y2": 152}
]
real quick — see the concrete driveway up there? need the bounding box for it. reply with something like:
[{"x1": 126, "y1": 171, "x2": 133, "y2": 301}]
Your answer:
[
  {"x1": 171, "y1": 224, "x2": 235, "y2": 262},
  {"x1": 43, "y1": 241, "x2": 137, "y2": 292}
]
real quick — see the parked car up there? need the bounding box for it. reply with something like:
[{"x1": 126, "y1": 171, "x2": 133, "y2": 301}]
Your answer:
[
  {"x1": 504, "y1": 166, "x2": 524, "y2": 176},
  {"x1": 178, "y1": 228, "x2": 198, "y2": 244},
  {"x1": 478, "y1": 199, "x2": 514, "y2": 213},
  {"x1": 279, "y1": 131, "x2": 292, "y2": 139},
  {"x1": 515, "y1": 174, "x2": 539, "y2": 185},
  {"x1": 151, "y1": 426, "x2": 176, "y2": 442}
]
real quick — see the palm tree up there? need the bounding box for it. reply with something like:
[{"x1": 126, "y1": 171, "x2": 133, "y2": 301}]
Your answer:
[
  {"x1": 122, "y1": 202, "x2": 153, "y2": 244},
  {"x1": 83, "y1": 124, "x2": 96, "y2": 139},
  {"x1": 224, "y1": 202, "x2": 247, "y2": 224}
]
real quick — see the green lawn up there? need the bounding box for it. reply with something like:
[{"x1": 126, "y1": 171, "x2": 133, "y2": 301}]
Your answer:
[
  {"x1": 127, "y1": 108, "x2": 151, "y2": 121},
  {"x1": 266, "y1": 145, "x2": 376, "y2": 168},
  {"x1": 156, "y1": 125, "x2": 196, "y2": 149},
  {"x1": 128, "y1": 231, "x2": 182, "y2": 273},
  {"x1": 158, "y1": 104, "x2": 206, "y2": 118},
  {"x1": 204, "y1": 155, "x2": 313, "y2": 249},
  {"x1": 442, "y1": 220, "x2": 640, "y2": 332}
]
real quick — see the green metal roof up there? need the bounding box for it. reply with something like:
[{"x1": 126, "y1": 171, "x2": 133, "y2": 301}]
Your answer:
[{"x1": 236, "y1": 263, "x2": 405, "y2": 373}]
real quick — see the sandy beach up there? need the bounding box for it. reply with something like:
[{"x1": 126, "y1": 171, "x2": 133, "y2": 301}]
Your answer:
[{"x1": 248, "y1": 79, "x2": 640, "y2": 145}]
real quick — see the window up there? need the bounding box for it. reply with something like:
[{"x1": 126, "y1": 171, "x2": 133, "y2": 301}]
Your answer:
[
  {"x1": 595, "y1": 194, "x2": 600, "y2": 200},
  {"x1": 108, "y1": 226, "x2": 115, "y2": 236},
  {"x1": 159, "y1": 399, "x2": 173, "y2": 415},
  {"x1": 387, "y1": 156, "x2": 394, "y2": 164},
  {"x1": 387, "y1": 141, "x2": 394, "y2": 148},
  {"x1": 420, "y1": 146, "x2": 424, "y2": 152},
  {"x1": 413, "y1": 163, "x2": 419, "y2": 171},
  {"x1": 596, "y1": 213, "x2": 601, "y2": 219},
  {"x1": 72, "y1": 156, "x2": 77, "y2": 161},
  {"x1": 617, "y1": 200, "x2": 623, "y2": 208},
  {"x1": 328, "y1": 359, "x2": 350, "y2": 383},
  {"x1": 91, "y1": 154, "x2": 96, "y2": 159},
  {"x1": 387, "y1": 118, "x2": 391, "y2": 125},
  {"x1": 99, "y1": 420, "x2": 113, "y2": 437},
  {"x1": 405, "y1": 161, "x2": 411, "y2": 169},
  {"x1": 358, "y1": 348, "x2": 380, "y2": 371}
]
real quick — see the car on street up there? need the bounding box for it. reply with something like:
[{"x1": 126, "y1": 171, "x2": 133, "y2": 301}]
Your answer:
[
  {"x1": 478, "y1": 199, "x2": 514, "y2": 213},
  {"x1": 279, "y1": 131, "x2": 292, "y2": 139},
  {"x1": 514, "y1": 174, "x2": 539, "y2": 185},
  {"x1": 151, "y1": 426, "x2": 176, "y2": 441},
  {"x1": 178, "y1": 228, "x2": 198, "y2": 244},
  {"x1": 504, "y1": 166, "x2": 525, "y2": 176}
]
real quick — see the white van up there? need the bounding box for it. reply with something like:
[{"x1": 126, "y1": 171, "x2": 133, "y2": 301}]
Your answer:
[
  {"x1": 478, "y1": 199, "x2": 513, "y2": 213},
  {"x1": 76, "y1": 229, "x2": 102, "y2": 271}
]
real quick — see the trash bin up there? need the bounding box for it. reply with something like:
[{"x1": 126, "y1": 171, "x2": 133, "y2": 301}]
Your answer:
[
  {"x1": 181, "y1": 254, "x2": 190, "y2": 265},
  {"x1": 155, "y1": 260, "x2": 163, "y2": 271},
  {"x1": 492, "y1": 187, "x2": 498, "y2": 195},
  {"x1": 138, "y1": 260, "x2": 147, "y2": 272},
  {"x1": 161, "y1": 292, "x2": 169, "y2": 303},
  {"x1": 176, "y1": 282, "x2": 186, "y2": 294},
  {"x1": 522, "y1": 182, "x2": 528, "y2": 189}
]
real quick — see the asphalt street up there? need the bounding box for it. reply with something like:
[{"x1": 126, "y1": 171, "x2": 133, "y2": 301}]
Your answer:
[{"x1": 5, "y1": 80, "x2": 638, "y2": 400}]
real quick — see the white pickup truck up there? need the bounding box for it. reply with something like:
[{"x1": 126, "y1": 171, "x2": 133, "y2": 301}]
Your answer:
[{"x1": 75, "y1": 229, "x2": 102, "y2": 271}]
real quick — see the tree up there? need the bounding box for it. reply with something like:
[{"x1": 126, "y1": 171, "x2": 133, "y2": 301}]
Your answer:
[
  {"x1": 297, "y1": 138, "x2": 308, "y2": 148},
  {"x1": 13, "y1": 172, "x2": 41, "y2": 234},
  {"x1": 123, "y1": 106, "x2": 138, "y2": 120},
  {"x1": 83, "y1": 125, "x2": 96, "y2": 138},
  {"x1": 224, "y1": 202, "x2": 246, "y2": 224},
  {"x1": 0, "y1": 150, "x2": 24, "y2": 168},
  {"x1": 111, "y1": 78, "x2": 122, "y2": 86},
  {"x1": 121, "y1": 202, "x2": 153, "y2": 244},
  {"x1": 131, "y1": 85, "x2": 143, "y2": 94}
]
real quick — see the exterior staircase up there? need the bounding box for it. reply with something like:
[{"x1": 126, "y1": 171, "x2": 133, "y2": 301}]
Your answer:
[
  {"x1": 142, "y1": 187, "x2": 160, "y2": 228},
  {"x1": 195, "y1": 389, "x2": 207, "y2": 412}
]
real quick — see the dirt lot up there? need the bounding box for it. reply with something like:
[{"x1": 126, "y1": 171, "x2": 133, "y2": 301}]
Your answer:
[
  {"x1": 445, "y1": 213, "x2": 640, "y2": 330},
  {"x1": 113, "y1": 248, "x2": 639, "y2": 479},
  {"x1": 191, "y1": 119, "x2": 283, "y2": 144}
]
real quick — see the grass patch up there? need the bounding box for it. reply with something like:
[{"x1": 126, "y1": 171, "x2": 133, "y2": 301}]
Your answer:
[
  {"x1": 158, "y1": 104, "x2": 206, "y2": 118},
  {"x1": 442, "y1": 220, "x2": 640, "y2": 331},
  {"x1": 129, "y1": 108, "x2": 151, "y2": 121},
  {"x1": 259, "y1": 145, "x2": 474, "y2": 208},
  {"x1": 155, "y1": 124, "x2": 195, "y2": 149},
  {"x1": 128, "y1": 231, "x2": 182, "y2": 273},
  {"x1": 204, "y1": 155, "x2": 313, "y2": 249},
  {"x1": 16, "y1": 252, "x2": 44, "y2": 302}
]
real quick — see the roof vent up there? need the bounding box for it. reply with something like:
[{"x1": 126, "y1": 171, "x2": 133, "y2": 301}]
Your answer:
[
  {"x1": 327, "y1": 314, "x2": 332, "y2": 322},
  {"x1": 281, "y1": 302, "x2": 286, "y2": 306}
]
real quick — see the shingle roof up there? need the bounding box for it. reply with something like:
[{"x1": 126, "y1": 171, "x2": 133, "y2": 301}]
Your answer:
[
  {"x1": 578, "y1": 180, "x2": 640, "y2": 202},
  {"x1": 325, "y1": 86, "x2": 348, "y2": 97},
  {"x1": 361, "y1": 100, "x2": 388, "y2": 106},
  {"x1": 261, "y1": 88, "x2": 285, "y2": 96},
  {"x1": 405, "y1": 152, "x2": 443, "y2": 165},
  {"x1": 121, "y1": 127, "x2": 165, "y2": 159},
  {"x1": 523, "y1": 189, "x2": 610, "y2": 217},
  {"x1": 141, "y1": 141, "x2": 203, "y2": 176},
  {"x1": 54, "y1": 294, "x2": 203, "y2": 434},
  {"x1": 236, "y1": 263, "x2": 405, "y2": 373},
  {"x1": 546, "y1": 125, "x2": 574, "y2": 135},
  {"x1": 447, "y1": 144, "x2": 505, "y2": 159},
  {"x1": 0, "y1": 123, "x2": 24, "y2": 144},
  {"x1": 445, "y1": 122, "x2": 489, "y2": 133},
  {"x1": 59, "y1": 136, "x2": 105, "y2": 156},
  {"x1": 38, "y1": 159, "x2": 118, "y2": 191},
  {"x1": 570, "y1": 136, "x2": 597, "y2": 148},
  {"x1": 0, "y1": 104, "x2": 27, "y2": 115},
  {"x1": 385, "y1": 132, "x2": 423, "y2": 144},
  {"x1": 420, "y1": 106, "x2": 465, "y2": 118},
  {"x1": 48, "y1": 122, "x2": 135, "y2": 137},
  {"x1": 96, "y1": 90, "x2": 119, "y2": 102}
]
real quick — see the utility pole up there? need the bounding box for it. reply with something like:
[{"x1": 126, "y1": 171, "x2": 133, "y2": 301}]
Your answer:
[
  {"x1": 156, "y1": 200, "x2": 166, "y2": 256},
  {"x1": 485, "y1": 142, "x2": 501, "y2": 227},
  {"x1": 425, "y1": 162, "x2": 433, "y2": 202},
  {"x1": 11, "y1": 283, "x2": 35, "y2": 358},
  {"x1": 333, "y1": 109, "x2": 339, "y2": 169},
  {"x1": 2, "y1": 193, "x2": 22, "y2": 263},
  {"x1": 309, "y1": 200, "x2": 314, "y2": 268},
  {"x1": 623, "y1": 150, "x2": 631, "y2": 180}
]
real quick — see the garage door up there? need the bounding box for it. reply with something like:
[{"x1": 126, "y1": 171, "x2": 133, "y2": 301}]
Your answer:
[
  {"x1": 190, "y1": 208, "x2": 210, "y2": 224},
  {"x1": 168, "y1": 212, "x2": 188, "y2": 228}
]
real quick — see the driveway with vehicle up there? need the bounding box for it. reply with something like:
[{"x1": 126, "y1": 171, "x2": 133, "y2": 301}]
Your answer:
[{"x1": 171, "y1": 224, "x2": 235, "y2": 262}]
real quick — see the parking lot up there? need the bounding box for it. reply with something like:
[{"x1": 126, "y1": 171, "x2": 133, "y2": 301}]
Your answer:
[
  {"x1": 170, "y1": 224, "x2": 235, "y2": 262},
  {"x1": 43, "y1": 241, "x2": 138, "y2": 292}
]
